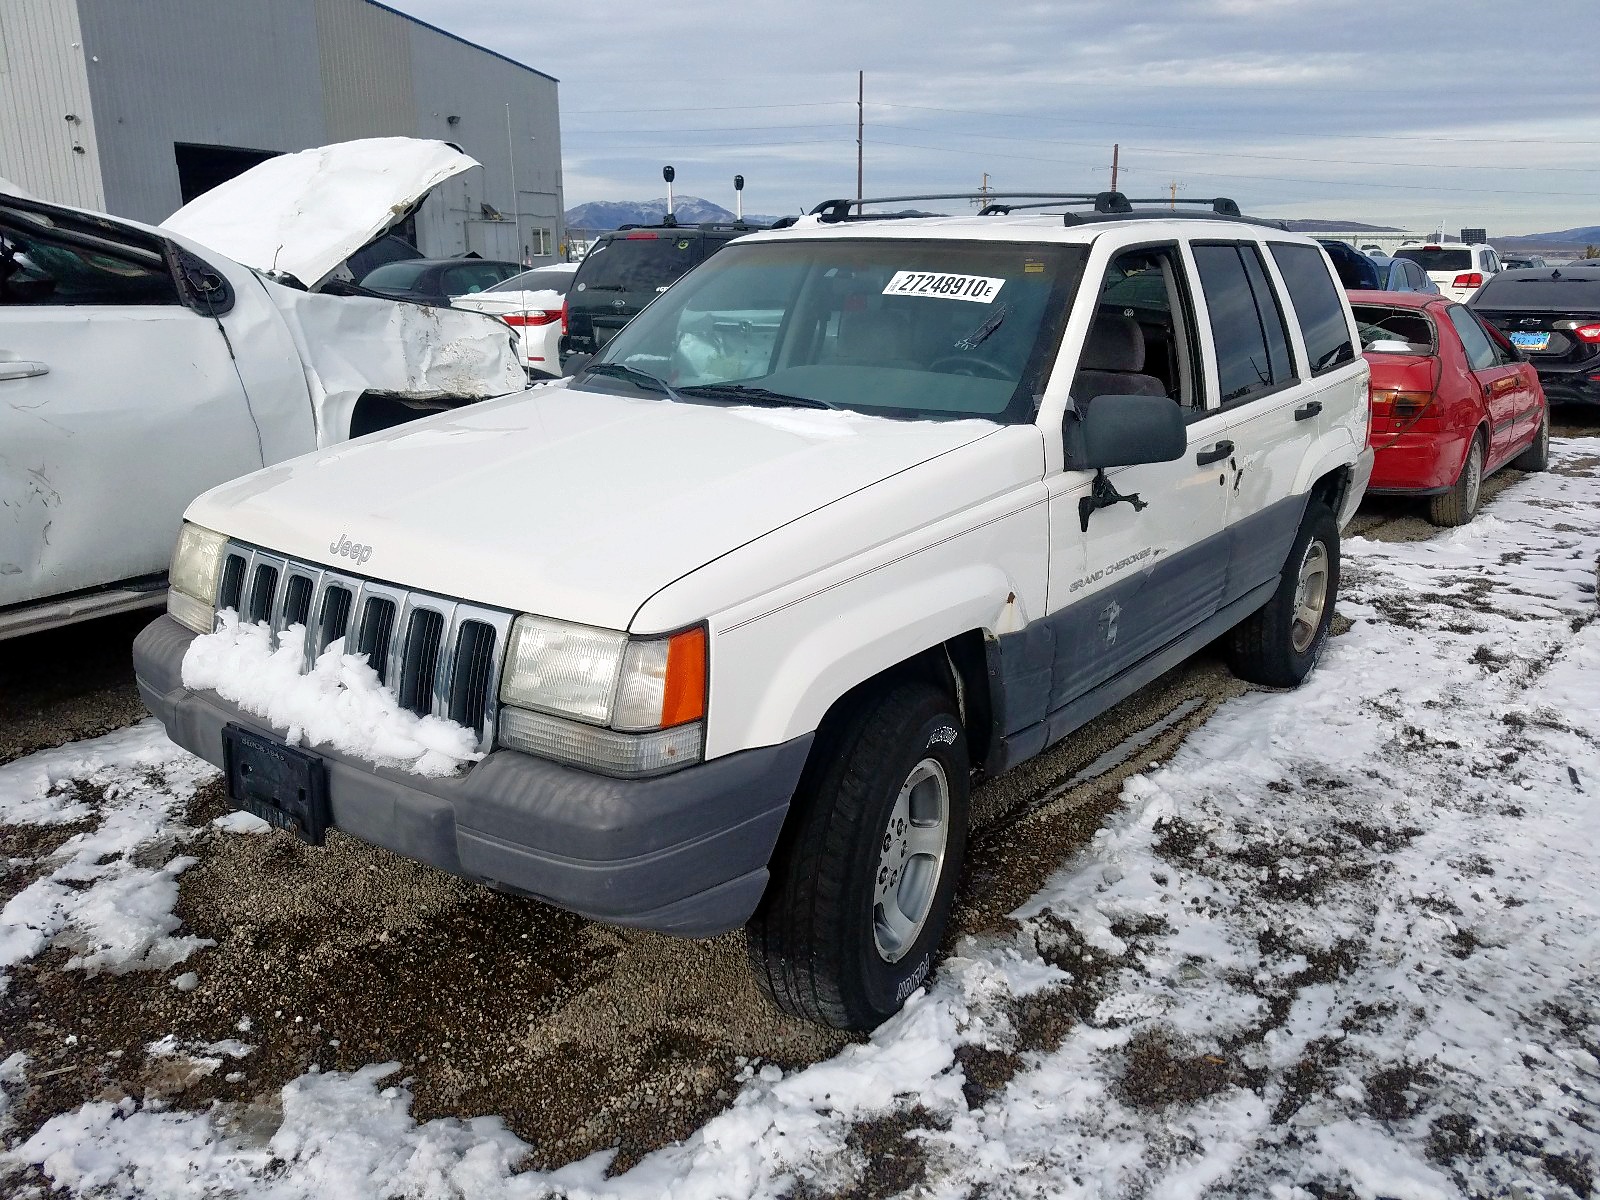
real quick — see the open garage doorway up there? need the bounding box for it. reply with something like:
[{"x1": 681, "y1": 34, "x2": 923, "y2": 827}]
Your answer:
[{"x1": 173, "y1": 143, "x2": 281, "y2": 204}]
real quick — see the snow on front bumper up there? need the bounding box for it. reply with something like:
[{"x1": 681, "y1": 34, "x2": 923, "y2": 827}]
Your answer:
[{"x1": 134, "y1": 615, "x2": 811, "y2": 937}]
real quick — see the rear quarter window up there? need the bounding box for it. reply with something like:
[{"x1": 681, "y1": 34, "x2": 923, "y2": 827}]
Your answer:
[{"x1": 1268, "y1": 242, "x2": 1356, "y2": 375}]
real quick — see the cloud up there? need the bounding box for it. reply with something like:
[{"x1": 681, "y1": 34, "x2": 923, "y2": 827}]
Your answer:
[{"x1": 385, "y1": 0, "x2": 1600, "y2": 234}]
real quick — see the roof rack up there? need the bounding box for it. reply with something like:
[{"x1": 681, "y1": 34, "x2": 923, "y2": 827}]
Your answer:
[
  {"x1": 806, "y1": 191, "x2": 1285, "y2": 230},
  {"x1": 612, "y1": 219, "x2": 768, "y2": 233}
]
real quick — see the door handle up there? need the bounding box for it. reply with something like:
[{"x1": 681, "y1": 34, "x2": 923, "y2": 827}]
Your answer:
[
  {"x1": 1294, "y1": 400, "x2": 1322, "y2": 421},
  {"x1": 0, "y1": 360, "x2": 49, "y2": 381},
  {"x1": 1195, "y1": 440, "x2": 1234, "y2": 466}
]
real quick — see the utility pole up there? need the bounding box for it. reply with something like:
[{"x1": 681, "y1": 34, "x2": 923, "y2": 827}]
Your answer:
[
  {"x1": 976, "y1": 171, "x2": 992, "y2": 209},
  {"x1": 1110, "y1": 143, "x2": 1120, "y2": 193},
  {"x1": 856, "y1": 71, "x2": 864, "y2": 216},
  {"x1": 1169, "y1": 179, "x2": 1178, "y2": 210},
  {"x1": 505, "y1": 102, "x2": 522, "y2": 263}
]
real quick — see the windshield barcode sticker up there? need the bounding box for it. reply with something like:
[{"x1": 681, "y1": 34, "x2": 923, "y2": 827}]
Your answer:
[{"x1": 882, "y1": 271, "x2": 1005, "y2": 303}]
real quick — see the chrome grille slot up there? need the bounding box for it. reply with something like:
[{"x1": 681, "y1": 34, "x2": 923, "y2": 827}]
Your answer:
[
  {"x1": 218, "y1": 554, "x2": 246, "y2": 612},
  {"x1": 448, "y1": 620, "x2": 497, "y2": 732},
  {"x1": 398, "y1": 608, "x2": 446, "y2": 717},
  {"x1": 356, "y1": 597, "x2": 398, "y2": 683},
  {"x1": 281, "y1": 574, "x2": 314, "y2": 630},
  {"x1": 246, "y1": 564, "x2": 279, "y2": 624},
  {"x1": 212, "y1": 540, "x2": 514, "y2": 752},
  {"x1": 314, "y1": 585, "x2": 353, "y2": 658}
]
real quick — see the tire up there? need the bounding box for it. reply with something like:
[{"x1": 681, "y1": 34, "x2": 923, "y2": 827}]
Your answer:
[
  {"x1": 746, "y1": 680, "x2": 970, "y2": 1031},
  {"x1": 1227, "y1": 502, "x2": 1340, "y2": 689},
  {"x1": 1428, "y1": 434, "x2": 1485, "y2": 527},
  {"x1": 1511, "y1": 412, "x2": 1550, "y2": 472}
]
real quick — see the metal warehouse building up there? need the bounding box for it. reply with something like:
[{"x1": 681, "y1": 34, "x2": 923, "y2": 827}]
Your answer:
[{"x1": 0, "y1": 0, "x2": 563, "y2": 265}]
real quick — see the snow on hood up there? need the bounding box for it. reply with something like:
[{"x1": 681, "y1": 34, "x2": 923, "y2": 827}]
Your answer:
[
  {"x1": 184, "y1": 385, "x2": 1001, "y2": 631},
  {"x1": 160, "y1": 138, "x2": 479, "y2": 288}
]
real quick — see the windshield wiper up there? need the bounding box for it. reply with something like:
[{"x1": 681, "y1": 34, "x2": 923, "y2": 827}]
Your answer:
[
  {"x1": 677, "y1": 382, "x2": 837, "y2": 410},
  {"x1": 579, "y1": 283, "x2": 628, "y2": 292},
  {"x1": 579, "y1": 361, "x2": 682, "y2": 401}
]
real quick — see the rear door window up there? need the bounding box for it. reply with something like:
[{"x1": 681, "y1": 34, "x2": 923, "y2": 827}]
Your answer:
[
  {"x1": 1192, "y1": 242, "x2": 1294, "y2": 405},
  {"x1": 1447, "y1": 305, "x2": 1499, "y2": 371},
  {"x1": 1268, "y1": 242, "x2": 1356, "y2": 375}
]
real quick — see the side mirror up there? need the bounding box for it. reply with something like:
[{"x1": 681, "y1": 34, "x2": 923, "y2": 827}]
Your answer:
[{"x1": 1063, "y1": 394, "x2": 1187, "y2": 471}]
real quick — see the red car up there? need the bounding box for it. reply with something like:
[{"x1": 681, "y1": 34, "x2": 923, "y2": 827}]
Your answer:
[{"x1": 1352, "y1": 290, "x2": 1549, "y2": 525}]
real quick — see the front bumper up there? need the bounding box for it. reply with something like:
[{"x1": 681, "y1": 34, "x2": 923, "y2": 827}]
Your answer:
[{"x1": 134, "y1": 616, "x2": 810, "y2": 937}]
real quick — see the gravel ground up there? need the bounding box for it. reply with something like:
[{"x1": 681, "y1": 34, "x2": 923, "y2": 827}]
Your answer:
[{"x1": 1, "y1": 421, "x2": 1594, "y2": 1184}]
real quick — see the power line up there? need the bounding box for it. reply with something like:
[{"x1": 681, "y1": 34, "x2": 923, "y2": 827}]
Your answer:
[
  {"x1": 875, "y1": 123, "x2": 1600, "y2": 173},
  {"x1": 869, "y1": 102, "x2": 1600, "y2": 147},
  {"x1": 867, "y1": 138, "x2": 1600, "y2": 198}
]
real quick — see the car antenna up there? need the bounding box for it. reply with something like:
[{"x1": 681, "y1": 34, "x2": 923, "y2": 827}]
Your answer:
[{"x1": 662, "y1": 164, "x2": 677, "y2": 227}]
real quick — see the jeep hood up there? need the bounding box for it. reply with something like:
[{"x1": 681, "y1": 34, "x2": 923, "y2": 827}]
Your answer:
[
  {"x1": 160, "y1": 138, "x2": 478, "y2": 288},
  {"x1": 186, "y1": 385, "x2": 1001, "y2": 631}
]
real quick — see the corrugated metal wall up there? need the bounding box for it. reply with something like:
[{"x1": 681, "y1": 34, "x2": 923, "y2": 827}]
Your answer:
[
  {"x1": 6, "y1": 0, "x2": 561, "y2": 262},
  {"x1": 406, "y1": 22, "x2": 563, "y2": 265},
  {"x1": 314, "y1": 0, "x2": 412, "y2": 141},
  {"x1": 0, "y1": 0, "x2": 105, "y2": 209}
]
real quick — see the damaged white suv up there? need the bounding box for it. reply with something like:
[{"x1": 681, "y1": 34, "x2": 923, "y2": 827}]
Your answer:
[
  {"x1": 135, "y1": 192, "x2": 1373, "y2": 1030},
  {"x1": 1, "y1": 139, "x2": 523, "y2": 639}
]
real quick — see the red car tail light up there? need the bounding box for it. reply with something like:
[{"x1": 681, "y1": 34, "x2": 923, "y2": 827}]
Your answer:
[
  {"x1": 502, "y1": 310, "x2": 562, "y2": 327},
  {"x1": 1371, "y1": 388, "x2": 1435, "y2": 421},
  {"x1": 560, "y1": 299, "x2": 568, "y2": 335},
  {"x1": 1571, "y1": 323, "x2": 1600, "y2": 344},
  {"x1": 1451, "y1": 273, "x2": 1484, "y2": 289}
]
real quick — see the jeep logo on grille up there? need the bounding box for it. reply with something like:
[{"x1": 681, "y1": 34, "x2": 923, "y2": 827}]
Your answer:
[{"x1": 329, "y1": 533, "x2": 373, "y2": 565}]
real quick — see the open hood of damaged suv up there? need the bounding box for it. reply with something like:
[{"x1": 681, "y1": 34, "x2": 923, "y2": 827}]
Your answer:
[
  {"x1": 184, "y1": 385, "x2": 1005, "y2": 632},
  {"x1": 160, "y1": 138, "x2": 477, "y2": 289}
]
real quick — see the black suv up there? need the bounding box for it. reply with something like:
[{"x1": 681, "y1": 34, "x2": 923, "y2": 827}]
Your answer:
[
  {"x1": 1472, "y1": 264, "x2": 1600, "y2": 406},
  {"x1": 560, "y1": 222, "x2": 763, "y2": 371}
]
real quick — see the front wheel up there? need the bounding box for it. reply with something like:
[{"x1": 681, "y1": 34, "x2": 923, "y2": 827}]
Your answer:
[
  {"x1": 1227, "y1": 502, "x2": 1340, "y2": 689},
  {"x1": 746, "y1": 681, "x2": 970, "y2": 1030}
]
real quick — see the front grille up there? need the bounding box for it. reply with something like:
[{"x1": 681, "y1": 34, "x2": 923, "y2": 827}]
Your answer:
[{"x1": 213, "y1": 542, "x2": 514, "y2": 752}]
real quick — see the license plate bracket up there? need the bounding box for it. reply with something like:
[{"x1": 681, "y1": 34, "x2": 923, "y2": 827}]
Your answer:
[{"x1": 221, "y1": 724, "x2": 330, "y2": 845}]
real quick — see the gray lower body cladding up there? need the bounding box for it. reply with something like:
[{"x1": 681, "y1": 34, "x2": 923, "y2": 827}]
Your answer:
[
  {"x1": 985, "y1": 491, "x2": 1308, "y2": 773},
  {"x1": 134, "y1": 616, "x2": 810, "y2": 937}
]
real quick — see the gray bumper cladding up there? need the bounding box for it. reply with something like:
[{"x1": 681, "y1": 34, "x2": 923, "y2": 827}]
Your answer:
[{"x1": 133, "y1": 616, "x2": 811, "y2": 937}]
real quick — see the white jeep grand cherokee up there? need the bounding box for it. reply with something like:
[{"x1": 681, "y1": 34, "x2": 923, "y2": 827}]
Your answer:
[{"x1": 135, "y1": 192, "x2": 1374, "y2": 1030}]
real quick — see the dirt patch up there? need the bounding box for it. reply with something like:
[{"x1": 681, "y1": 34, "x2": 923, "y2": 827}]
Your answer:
[
  {"x1": 1114, "y1": 1029, "x2": 1233, "y2": 1110},
  {"x1": 1364, "y1": 1061, "x2": 1433, "y2": 1122}
]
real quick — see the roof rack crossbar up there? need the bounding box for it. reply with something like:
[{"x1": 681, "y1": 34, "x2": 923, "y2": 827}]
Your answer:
[
  {"x1": 810, "y1": 192, "x2": 1108, "y2": 222},
  {"x1": 1121, "y1": 196, "x2": 1242, "y2": 217}
]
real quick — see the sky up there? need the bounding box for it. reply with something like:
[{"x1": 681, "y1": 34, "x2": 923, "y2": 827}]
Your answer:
[{"x1": 382, "y1": 0, "x2": 1599, "y2": 236}]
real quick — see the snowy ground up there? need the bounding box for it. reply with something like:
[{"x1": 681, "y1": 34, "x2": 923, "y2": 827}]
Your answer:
[{"x1": 3, "y1": 444, "x2": 1599, "y2": 1198}]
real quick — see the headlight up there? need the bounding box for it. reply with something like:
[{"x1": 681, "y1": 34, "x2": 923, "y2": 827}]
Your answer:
[
  {"x1": 497, "y1": 615, "x2": 708, "y2": 776},
  {"x1": 167, "y1": 522, "x2": 227, "y2": 634}
]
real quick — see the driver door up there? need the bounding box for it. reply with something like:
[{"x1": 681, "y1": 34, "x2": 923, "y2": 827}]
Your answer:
[
  {"x1": 1, "y1": 200, "x2": 265, "y2": 607},
  {"x1": 1046, "y1": 243, "x2": 1230, "y2": 709}
]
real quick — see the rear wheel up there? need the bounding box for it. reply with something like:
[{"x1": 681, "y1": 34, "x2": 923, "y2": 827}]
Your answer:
[
  {"x1": 1227, "y1": 502, "x2": 1339, "y2": 688},
  {"x1": 746, "y1": 680, "x2": 970, "y2": 1030},
  {"x1": 1428, "y1": 434, "x2": 1484, "y2": 527},
  {"x1": 1511, "y1": 413, "x2": 1550, "y2": 472}
]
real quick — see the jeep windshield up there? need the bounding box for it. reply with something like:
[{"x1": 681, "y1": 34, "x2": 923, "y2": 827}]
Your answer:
[{"x1": 581, "y1": 238, "x2": 1086, "y2": 422}]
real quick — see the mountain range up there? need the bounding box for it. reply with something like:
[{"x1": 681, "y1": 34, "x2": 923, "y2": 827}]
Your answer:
[{"x1": 564, "y1": 196, "x2": 786, "y2": 230}]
